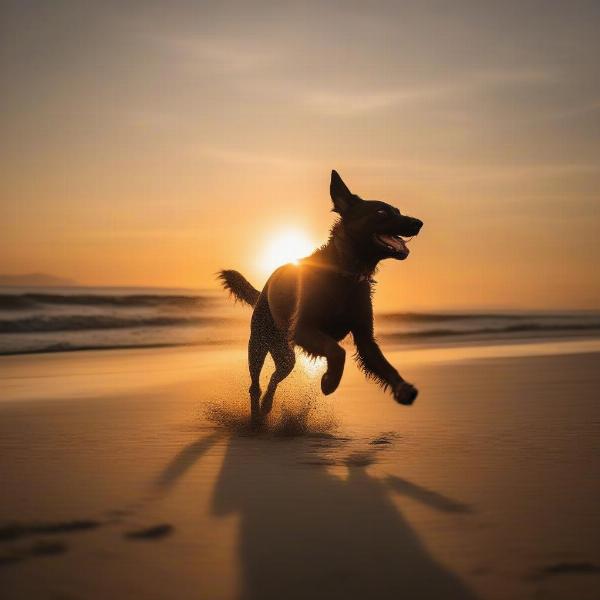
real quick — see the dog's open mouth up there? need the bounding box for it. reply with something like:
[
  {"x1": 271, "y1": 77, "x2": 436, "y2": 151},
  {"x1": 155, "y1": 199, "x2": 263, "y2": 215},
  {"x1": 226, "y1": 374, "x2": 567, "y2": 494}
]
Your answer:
[{"x1": 374, "y1": 233, "x2": 412, "y2": 259}]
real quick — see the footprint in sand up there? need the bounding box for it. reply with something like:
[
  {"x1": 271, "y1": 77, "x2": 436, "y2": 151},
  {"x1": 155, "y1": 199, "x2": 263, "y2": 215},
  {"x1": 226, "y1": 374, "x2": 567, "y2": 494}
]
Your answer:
[
  {"x1": 0, "y1": 520, "x2": 100, "y2": 542},
  {"x1": 529, "y1": 562, "x2": 600, "y2": 580},
  {"x1": 124, "y1": 524, "x2": 174, "y2": 541},
  {"x1": 0, "y1": 515, "x2": 175, "y2": 569},
  {"x1": 0, "y1": 540, "x2": 69, "y2": 567}
]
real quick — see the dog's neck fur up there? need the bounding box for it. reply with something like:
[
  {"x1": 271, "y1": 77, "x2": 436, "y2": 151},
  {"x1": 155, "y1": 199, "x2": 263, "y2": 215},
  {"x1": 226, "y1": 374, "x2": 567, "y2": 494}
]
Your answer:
[{"x1": 309, "y1": 220, "x2": 379, "y2": 281}]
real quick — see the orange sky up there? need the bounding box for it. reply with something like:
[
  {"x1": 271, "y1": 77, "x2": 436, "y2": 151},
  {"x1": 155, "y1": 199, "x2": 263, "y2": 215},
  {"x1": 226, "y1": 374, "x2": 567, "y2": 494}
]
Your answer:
[{"x1": 1, "y1": 1, "x2": 599, "y2": 310}]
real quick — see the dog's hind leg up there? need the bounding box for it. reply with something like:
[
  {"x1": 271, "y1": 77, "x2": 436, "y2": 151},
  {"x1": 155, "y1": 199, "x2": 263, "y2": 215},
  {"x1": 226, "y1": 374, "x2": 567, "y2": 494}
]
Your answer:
[
  {"x1": 248, "y1": 335, "x2": 267, "y2": 425},
  {"x1": 261, "y1": 335, "x2": 296, "y2": 415},
  {"x1": 248, "y1": 297, "x2": 274, "y2": 425}
]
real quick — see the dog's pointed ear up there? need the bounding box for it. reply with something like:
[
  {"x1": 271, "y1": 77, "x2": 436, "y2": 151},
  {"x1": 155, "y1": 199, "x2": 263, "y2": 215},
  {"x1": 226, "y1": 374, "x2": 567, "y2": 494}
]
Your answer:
[{"x1": 330, "y1": 170, "x2": 360, "y2": 215}]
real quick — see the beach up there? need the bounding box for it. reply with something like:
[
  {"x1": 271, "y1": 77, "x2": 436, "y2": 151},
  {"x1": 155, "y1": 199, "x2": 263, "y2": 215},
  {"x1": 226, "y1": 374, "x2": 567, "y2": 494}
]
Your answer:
[
  {"x1": 1, "y1": 338, "x2": 599, "y2": 600},
  {"x1": 4, "y1": 1, "x2": 600, "y2": 596}
]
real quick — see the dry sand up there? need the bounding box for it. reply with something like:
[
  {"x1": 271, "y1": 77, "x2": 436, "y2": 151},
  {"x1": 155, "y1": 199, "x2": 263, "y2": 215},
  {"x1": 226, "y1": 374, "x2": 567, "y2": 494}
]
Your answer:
[{"x1": 0, "y1": 340, "x2": 599, "y2": 599}]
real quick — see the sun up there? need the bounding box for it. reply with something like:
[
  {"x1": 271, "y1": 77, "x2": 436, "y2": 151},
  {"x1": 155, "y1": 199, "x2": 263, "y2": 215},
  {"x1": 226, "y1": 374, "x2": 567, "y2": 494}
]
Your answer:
[{"x1": 260, "y1": 229, "x2": 315, "y2": 274}]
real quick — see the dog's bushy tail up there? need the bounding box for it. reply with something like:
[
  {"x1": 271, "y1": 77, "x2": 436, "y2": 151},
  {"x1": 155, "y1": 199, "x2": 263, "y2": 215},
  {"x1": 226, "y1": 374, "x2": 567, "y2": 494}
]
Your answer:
[{"x1": 217, "y1": 270, "x2": 260, "y2": 307}]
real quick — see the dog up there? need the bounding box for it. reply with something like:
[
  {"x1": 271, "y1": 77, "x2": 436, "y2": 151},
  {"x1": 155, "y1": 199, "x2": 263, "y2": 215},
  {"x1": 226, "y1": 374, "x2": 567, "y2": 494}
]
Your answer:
[{"x1": 219, "y1": 170, "x2": 423, "y2": 423}]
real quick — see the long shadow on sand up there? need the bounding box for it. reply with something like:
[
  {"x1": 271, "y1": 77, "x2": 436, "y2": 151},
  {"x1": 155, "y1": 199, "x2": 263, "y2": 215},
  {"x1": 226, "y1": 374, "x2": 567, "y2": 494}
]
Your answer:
[
  {"x1": 206, "y1": 434, "x2": 479, "y2": 600},
  {"x1": 155, "y1": 415, "x2": 478, "y2": 600}
]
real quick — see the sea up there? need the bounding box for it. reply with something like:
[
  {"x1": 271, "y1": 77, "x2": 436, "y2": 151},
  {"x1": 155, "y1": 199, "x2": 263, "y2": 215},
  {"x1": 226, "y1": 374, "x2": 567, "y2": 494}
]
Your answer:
[{"x1": 1, "y1": 287, "x2": 599, "y2": 356}]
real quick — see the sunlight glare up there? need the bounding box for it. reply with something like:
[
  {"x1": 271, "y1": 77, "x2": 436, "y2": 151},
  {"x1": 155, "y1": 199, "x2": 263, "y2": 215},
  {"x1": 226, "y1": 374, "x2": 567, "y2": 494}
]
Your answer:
[
  {"x1": 260, "y1": 229, "x2": 315, "y2": 274},
  {"x1": 297, "y1": 351, "x2": 327, "y2": 378}
]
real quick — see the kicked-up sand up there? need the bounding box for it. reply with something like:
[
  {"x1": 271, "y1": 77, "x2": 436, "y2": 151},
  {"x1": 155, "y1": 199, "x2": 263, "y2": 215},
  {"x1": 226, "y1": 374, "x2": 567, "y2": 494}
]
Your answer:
[{"x1": 0, "y1": 339, "x2": 599, "y2": 599}]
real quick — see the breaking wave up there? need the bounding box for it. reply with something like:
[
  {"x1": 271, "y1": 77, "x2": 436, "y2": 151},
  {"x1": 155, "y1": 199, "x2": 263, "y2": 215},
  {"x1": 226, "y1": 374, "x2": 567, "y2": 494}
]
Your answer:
[
  {"x1": 382, "y1": 321, "x2": 600, "y2": 341},
  {"x1": 0, "y1": 314, "x2": 217, "y2": 333},
  {"x1": 1, "y1": 287, "x2": 599, "y2": 356},
  {"x1": 0, "y1": 292, "x2": 211, "y2": 311}
]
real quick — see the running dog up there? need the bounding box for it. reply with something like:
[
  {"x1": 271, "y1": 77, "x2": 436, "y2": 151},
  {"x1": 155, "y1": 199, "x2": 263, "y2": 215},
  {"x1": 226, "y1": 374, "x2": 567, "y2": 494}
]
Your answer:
[{"x1": 219, "y1": 170, "x2": 423, "y2": 423}]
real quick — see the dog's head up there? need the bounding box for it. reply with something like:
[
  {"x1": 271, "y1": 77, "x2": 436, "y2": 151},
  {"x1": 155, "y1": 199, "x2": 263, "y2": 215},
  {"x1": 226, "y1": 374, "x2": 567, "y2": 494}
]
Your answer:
[{"x1": 330, "y1": 170, "x2": 423, "y2": 261}]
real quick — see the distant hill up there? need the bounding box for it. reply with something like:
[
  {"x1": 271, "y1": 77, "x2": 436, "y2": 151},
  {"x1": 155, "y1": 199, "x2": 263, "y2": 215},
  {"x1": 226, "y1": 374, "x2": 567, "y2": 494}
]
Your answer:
[{"x1": 0, "y1": 273, "x2": 79, "y2": 287}]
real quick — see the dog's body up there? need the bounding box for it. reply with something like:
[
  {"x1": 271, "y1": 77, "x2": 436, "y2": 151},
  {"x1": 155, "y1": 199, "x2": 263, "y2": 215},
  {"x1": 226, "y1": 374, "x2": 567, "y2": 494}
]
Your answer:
[{"x1": 219, "y1": 170, "x2": 423, "y2": 423}]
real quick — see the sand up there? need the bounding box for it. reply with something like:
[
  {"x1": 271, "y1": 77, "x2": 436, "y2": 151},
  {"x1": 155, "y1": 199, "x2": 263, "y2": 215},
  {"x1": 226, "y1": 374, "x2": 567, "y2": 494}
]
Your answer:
[{"x1": 0, "y1": 340, "x2": 599, "y2": 599}]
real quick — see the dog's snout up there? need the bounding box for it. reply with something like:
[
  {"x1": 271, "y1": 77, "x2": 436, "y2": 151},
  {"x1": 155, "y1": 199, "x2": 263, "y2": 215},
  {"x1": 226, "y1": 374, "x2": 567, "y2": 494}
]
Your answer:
[
  {"x1": 396, "y1": 214, "x2": 423, "y2": 237},
  {"x1": 407, "y1": 217, "x2": 423, "y2": 235}
]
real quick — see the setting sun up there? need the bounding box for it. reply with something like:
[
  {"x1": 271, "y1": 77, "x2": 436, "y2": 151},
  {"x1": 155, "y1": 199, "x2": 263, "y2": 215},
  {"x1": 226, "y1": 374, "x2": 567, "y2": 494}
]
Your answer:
[{"x1": 260, "y1": 229, "x2": 316, "y2": 274}]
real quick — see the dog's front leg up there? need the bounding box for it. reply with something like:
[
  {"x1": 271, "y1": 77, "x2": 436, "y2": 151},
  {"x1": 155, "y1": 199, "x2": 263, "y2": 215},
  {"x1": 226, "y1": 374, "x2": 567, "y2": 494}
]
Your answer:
[
  {"x1": 293, "y1": 325, "x2": 346, "y2": 395},
  {"x1": 354, "y1": 335, "x2": 418, "y2": 405}
]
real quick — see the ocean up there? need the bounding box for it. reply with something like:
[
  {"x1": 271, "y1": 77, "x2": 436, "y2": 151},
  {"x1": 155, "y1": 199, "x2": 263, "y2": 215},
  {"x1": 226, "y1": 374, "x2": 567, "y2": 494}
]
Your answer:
[{"x1": 1, "y1": 287, "x2": 599, "y2": 356}]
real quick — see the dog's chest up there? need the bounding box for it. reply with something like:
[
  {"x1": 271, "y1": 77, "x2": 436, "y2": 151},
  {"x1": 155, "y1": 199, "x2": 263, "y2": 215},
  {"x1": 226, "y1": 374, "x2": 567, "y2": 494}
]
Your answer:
[
  {"x1": 319, "y1": 283, "x2": 361, "y2": 341},
  {"x1": 322, "y1": 317, "x2": 351, "y2": 341}
]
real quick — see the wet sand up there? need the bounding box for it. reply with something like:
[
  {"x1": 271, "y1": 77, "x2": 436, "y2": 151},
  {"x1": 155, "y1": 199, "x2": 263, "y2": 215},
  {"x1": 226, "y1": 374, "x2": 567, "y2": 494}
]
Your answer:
[{"x1": 0, "y1": 341, "x2": 599, "y2": 599}]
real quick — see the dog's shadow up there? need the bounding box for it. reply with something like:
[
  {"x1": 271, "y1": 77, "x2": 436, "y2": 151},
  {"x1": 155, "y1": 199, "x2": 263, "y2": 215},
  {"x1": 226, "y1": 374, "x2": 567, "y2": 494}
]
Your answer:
[{"x1": 156, "y1": 430, "x2": 479, "y2": 600}]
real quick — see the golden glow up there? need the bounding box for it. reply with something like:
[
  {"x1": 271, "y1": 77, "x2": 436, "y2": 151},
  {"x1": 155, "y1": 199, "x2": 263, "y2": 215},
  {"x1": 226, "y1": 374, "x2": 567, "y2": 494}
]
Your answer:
[
  {"x1": 259, "y1": 229, "x2": 315, "y2": 274},
  {"x1": 297, "y1": 351, "x2": 327, "y2": 378}
]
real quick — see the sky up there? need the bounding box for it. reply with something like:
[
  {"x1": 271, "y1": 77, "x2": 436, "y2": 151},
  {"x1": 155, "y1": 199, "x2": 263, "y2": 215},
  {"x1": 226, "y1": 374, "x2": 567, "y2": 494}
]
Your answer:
[{"x1": 1, "y1": 0, "x2": 599, "y2": 310}]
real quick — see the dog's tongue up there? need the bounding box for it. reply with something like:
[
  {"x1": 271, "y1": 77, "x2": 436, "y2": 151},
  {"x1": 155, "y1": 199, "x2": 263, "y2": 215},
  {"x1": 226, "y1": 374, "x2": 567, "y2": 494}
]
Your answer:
[{"x1": 379, "y1": 234, "x2": 408, "y2": 253}]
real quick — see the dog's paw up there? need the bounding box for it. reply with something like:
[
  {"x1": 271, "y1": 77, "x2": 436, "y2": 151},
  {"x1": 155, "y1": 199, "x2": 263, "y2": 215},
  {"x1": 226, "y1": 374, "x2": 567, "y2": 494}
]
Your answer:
[
  {"x1": 321, "y1": 371, "x2": 340, "y2": 395},
  {"x1": 392, "y1": 381, "x2": 418, "y2": 405}
]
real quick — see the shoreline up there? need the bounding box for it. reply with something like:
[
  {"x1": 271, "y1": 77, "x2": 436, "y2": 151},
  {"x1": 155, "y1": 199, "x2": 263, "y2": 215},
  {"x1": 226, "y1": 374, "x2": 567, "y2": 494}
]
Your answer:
[{"x1": 1, "y1": 329, "x2": 599, "y2": 357}]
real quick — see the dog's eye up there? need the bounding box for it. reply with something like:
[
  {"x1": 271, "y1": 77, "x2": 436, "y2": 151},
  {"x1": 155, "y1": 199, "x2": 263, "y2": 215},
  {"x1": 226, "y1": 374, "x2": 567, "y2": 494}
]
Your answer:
[{"x1": 376, "y1": 209, "x2": 387, "y2": 217}]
